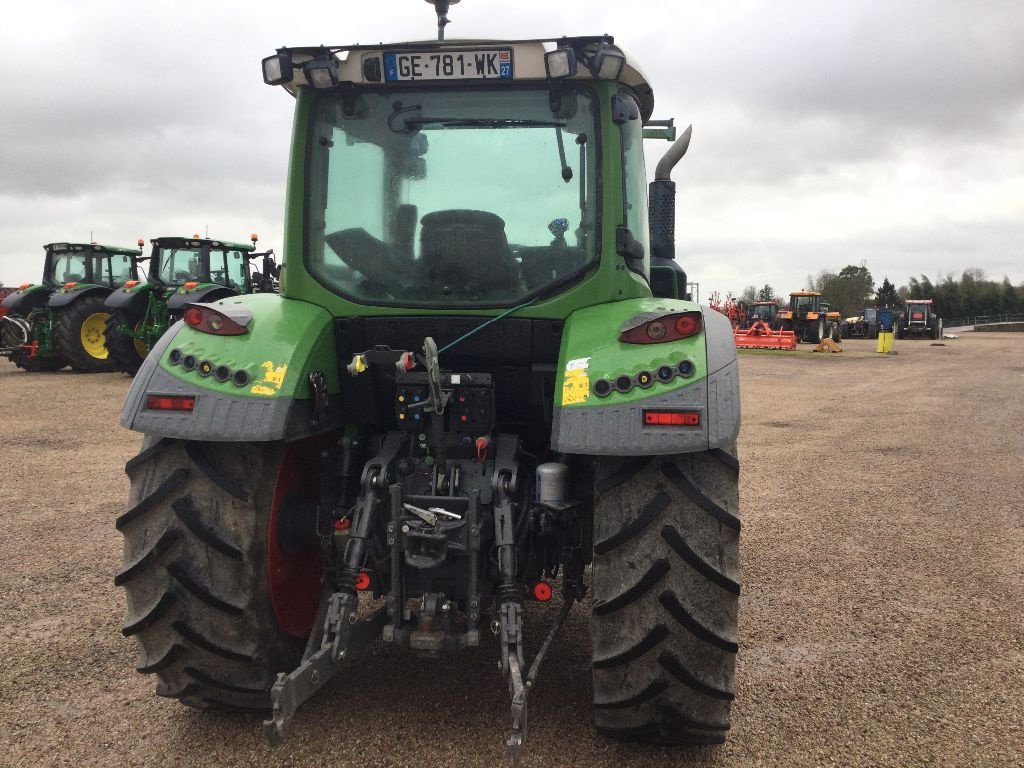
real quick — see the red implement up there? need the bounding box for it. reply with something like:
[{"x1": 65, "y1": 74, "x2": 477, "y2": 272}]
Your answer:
[{"x1": 734, "y1": 320, "x2": 797, "y2": 350}]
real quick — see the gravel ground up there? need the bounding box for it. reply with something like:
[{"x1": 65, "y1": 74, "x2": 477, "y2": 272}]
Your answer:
[{"x1": 1, "y1": 334, "x2": 1022, "y2": 767}]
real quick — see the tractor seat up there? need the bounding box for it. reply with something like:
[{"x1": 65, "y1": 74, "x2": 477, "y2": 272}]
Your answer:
[
  {"x1": 419, "y1": 210, "x2": 519, "y2": 297},
  {"x1": 63, "y1": 273, "x2": 83, "y2": 283}
]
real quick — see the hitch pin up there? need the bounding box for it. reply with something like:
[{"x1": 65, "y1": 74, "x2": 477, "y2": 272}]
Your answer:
[
  {"x1": 403, "y1": 503, "x2": 438, "y2": 526},
  {"x1": 428, "y1": 507, "x2": 462, "y2": 520}
]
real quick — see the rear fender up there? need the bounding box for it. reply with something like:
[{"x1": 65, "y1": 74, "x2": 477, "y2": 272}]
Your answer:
[
  {"x1": 166, "y1": 284, "x2": 236, "y2": 311},
  {"x1": 121, "y1": 294, "x2": 341, "y2": 441},
  {"x1": 551, "y1": 299, "x2": 739, "y2": 455},
  {"x1": 48, "y1": 285, "x2": 111, "y2": 308},
  {"x1": 105, "y1": 283, "x2": 155, "y2": 313},
  {"x1": 2, "y1": 285, "x2": 51, "y2": 314}
]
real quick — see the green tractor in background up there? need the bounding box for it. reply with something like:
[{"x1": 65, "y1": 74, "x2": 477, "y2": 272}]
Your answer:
[
  {"x1": 103, "y1": 234, "x2": 279, "y2": 374},
  {"x1": 1, "y1": 241, "x2": 143, "y2": 372},
  {"x1": 115, "y1": 6, "x2": 740, "y2": 759}
]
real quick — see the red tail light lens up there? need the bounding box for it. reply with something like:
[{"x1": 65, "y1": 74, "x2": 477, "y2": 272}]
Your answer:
[
  {"x1": 146, "y1": 395, "x2": 196, "y2": 411},
  {"x1": 619, "y1": 311, "x2": 703, "y2": 344},
  {"x1": 643, "y1": 409, "x2": 701, "y2": 426},
  {"x1": 183, "y1": 304, "x2": 249, "y2": 336}
]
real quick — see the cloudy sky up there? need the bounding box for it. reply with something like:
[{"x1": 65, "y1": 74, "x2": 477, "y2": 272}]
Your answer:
[{"x1": 2, "y1": 0, "x2": 1021, "y2": 300}]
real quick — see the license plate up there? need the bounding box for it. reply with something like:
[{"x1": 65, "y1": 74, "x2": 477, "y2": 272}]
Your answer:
[{"x1": 383, "y1": 49, "x2": 513, "y2": 81}]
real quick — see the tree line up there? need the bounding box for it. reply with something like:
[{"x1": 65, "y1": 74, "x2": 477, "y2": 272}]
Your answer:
[{"x1": 739, "y1": 264, "x2": 1024, "y2": 320}]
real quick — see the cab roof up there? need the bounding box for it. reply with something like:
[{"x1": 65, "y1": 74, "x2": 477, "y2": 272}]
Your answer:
[
  {"x1": 44, "y1": 242, "x2": 142, "y2": 257},
  {"x1": 151, "y1": 236, "x2": 256, "y2": 252},
  {"x1": 267, "y1": 35, "x2": 656, "y2": 122}
]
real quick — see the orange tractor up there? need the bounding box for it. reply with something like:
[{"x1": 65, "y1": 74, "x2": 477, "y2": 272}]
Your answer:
[{"x1": 777, "y1": 291, "x2": 839, "y2": 344}]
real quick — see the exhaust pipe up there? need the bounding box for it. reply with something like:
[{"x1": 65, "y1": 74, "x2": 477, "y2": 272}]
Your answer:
[{"x1": 648, "y1": 124, "x2": 692, "y2": 261}]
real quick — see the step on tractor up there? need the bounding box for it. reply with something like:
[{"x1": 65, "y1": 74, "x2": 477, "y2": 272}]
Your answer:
[
  {"x1": 777, "y1": 290, "x2": 833, "y2": 344},
  {"x1": 1, "y1": 241, "x2": 143, "y2": 372},
  {"x1": 104, "y1": 235, "x2": 279, "y2": 374},
  {"x1": 898, "y1": 299, "x2": 942, "y2": 340},
  {"x1": 115, "y1": 5, "x2": 741, "y2": 761}
]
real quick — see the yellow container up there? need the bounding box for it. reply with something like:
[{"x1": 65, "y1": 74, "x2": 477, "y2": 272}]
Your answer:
[{"x1": 877, "y1": 331, "x2": 894, "y2": 353}]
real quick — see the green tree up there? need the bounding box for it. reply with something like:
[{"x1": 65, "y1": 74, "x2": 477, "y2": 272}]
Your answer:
[
  {"x1": 821, "y1": 263, "x2": 874, "y2": 316},
  {"x1": 756, "y1": 284, "x2": 777, "y2": 301},
  {"x1": 999, "y1": 277, "x2": 1019, "y2": 315},
  {"x1": 874, "y1": 277, "x2": 900, "y2": 308}
]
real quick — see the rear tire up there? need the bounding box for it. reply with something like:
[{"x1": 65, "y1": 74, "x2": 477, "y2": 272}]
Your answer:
[
  {"x1": 54, "y1": 294, "x2": 114, "y2": 372},
  {"x1": 115, "y1": 438, "x2": 323, "y2": 710},
  {"x1": 590, "y1": 449, "x2": 740, "y2": 744},
  {"x1": 104, "y1": 309, "x2": 149, "y2": 375}
]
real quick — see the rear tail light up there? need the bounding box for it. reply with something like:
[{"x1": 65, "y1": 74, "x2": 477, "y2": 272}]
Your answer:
[
  {"x1": 619, "y1": 311, "x2": 703, "y2": 344},
  {"x1": 183, "y1": 304, "x2": 249, "y2": 336},
  {"x1": 643, "y1": 409, "x2": 701, "y2": 426},
  {"x1": 146, "y1": 395, "x2": 196, "y2": 411}
]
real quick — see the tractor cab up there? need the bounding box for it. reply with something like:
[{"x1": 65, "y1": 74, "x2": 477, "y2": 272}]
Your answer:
[
  {"x1": 749, "y1": 300, "x2": 779, "y2": 324},
  {"x1": 788, "y1": 291, "x2": 824, "y2": 317},
  {"x1": 151, "y1": 236, "x2": 254, "y2": 294},
  {"x1": 905, "y1": 300, "x2": 932, "y2": 327},
  {"x1": 42, "y1": 242, "x2": 139, "y2": 290}
]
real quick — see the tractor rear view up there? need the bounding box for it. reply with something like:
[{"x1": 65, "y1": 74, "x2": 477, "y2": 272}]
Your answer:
[
  {"x1": 898, "y1": 299, "x2": 942, "y2": 340},
  {"x1": 1, "y1": 241, "x2": 142, "y2": 372},
  {"x1": 104, "y1": 235, "x2": 278, "y2": 373},
  {"x1": 115, "y1": 5, "x2": 740, "y2": 760}
]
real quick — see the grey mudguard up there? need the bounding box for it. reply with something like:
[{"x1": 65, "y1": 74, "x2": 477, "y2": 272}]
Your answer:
[
  {"x1": 551, "y1": 307, "x2": 741, "y2": 456},
  {"x1": 120, "y1": 321, "x2": 338, "y2": 442}
]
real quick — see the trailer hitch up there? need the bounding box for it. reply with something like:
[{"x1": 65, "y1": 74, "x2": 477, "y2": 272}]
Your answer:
[
  {"x1": 504, "y1": 583, "x2": 577, "y2": 764},
  {"x1": 264, "y1": 435, "x2": 405, "y2": 745},
  {"x1": 263, "y1": 599, "x2": 387, "y2": 745}
]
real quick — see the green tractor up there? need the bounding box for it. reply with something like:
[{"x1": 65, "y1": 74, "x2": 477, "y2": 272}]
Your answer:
[
  {"x1": 115, "y1": 7, "x2": 741, "y2": 759},
  {"x1": 103, "y1": 234, "x2": 279, "y2": 374},
  {"x1": 1, "y1": 241, "x2": 143, "y2": 372}
]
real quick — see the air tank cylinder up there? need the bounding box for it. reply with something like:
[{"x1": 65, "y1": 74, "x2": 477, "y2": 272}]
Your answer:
[{"x1": 535, "y1": 462, "x2": 569, "y2": 505}]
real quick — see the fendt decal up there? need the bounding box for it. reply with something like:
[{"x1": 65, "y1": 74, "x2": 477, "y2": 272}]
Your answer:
[{"x1": 250, "y1": 360, "x2": 288, "y2": 396}]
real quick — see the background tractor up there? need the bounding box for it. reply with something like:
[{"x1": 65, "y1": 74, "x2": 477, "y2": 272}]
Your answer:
[
  {"x1": 104, "y1": 234, "x2": 278, "y2": 374},
  {"x1": 116, "y1": 10, "x2": 740, "y2": 760},
  {"x1": 742, "y1": 299, "x2": 780, "y2": 330},
  {"x1": 898, "y1": 299, "x2": 942, "y2": 339},
  {"x1": 777, "y1": 290, "x2": 832, "y2": 343},
  {"x1": 1, "y1": 241, "x2": 142, "y2": 372},
  {"x1": 840, "y1": 307, "x2": 880, "y2": 339}
]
